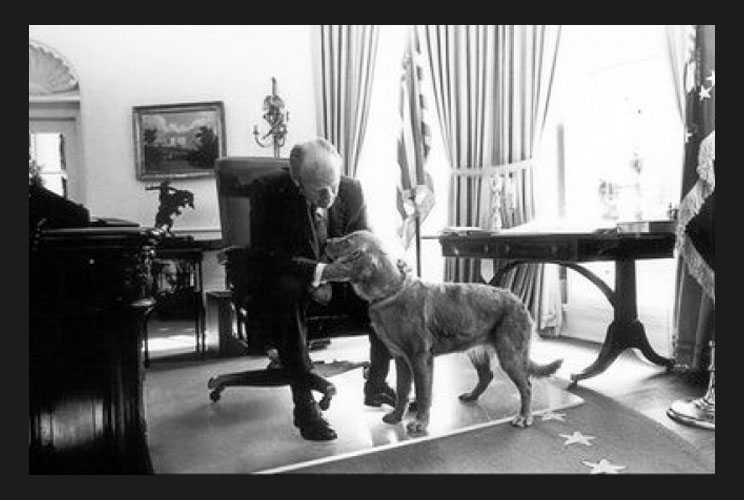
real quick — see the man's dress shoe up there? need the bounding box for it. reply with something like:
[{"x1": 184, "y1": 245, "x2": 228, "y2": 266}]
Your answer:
[{"x1": 294, "y1": 403, "x2": 337, "y2": 441}]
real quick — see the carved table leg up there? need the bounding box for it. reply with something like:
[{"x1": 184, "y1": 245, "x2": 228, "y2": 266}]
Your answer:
[
  {"x1": 570, "y1": 321, "x2": 627, "y2": 384},
  {"x1": 571, "y1": 259, "x2": 673, "y2": 385}
]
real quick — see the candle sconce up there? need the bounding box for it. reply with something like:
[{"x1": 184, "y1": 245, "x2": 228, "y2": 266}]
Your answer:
[{"x1": 253, "y1": 77, "x2": 289, "y2": 158}]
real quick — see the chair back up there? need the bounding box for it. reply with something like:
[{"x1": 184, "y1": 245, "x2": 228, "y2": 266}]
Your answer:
[{"x1": 215, "y1": 156, "x2": 288, "y2": 248}]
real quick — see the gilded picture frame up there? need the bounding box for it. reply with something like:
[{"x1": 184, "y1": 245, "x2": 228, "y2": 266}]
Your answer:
[{"x1": 133, "y1": 101, "x2": 226, "y2": 181}]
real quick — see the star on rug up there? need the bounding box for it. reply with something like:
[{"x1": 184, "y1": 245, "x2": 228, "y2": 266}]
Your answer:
[
  {"x1": 582, "y1": 458, "x2": 626, "y2": 474},
  {"x1": 559, "y1": 431, "x2": 596, "y2": 447}
]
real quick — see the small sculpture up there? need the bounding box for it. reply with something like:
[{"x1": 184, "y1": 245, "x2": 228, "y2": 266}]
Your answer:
[{"x1": 146, "y1": 180, "x2": 195, "y2": 233}]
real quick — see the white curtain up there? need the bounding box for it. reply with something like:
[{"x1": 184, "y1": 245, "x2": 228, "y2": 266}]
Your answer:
[
  {"x1": 485, "y1": 25, "x2": 563, "y2": 333},
  {"x1": 315, "y1": 25, "x2": 379, "y2": 177},
  {"x1": 665, "y1": 25, "x2": 697, "y2": 125},
  {"x1": 420, "y1": 25, "x2": 563, "y2": 330},
  {"x1": 418, "y1": 25, "x2": 497, "y2": 283}
]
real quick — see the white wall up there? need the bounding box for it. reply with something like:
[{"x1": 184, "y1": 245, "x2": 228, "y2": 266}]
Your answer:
[{"x1": 28, "y1": 25, "x2": 318, "y2": 234}]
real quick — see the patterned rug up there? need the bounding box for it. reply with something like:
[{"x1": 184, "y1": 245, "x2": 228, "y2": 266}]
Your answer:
[
  {"x1": 144, "y1": 338, "x2": 583, "y2": 474},
  {"x1": 281, "y1": 384, "x2": 714, "y2": 474}
]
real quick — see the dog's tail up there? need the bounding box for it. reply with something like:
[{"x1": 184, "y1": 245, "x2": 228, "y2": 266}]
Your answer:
[{"x1": 528, "y1": 359, "x2": 563, "y2": 378}]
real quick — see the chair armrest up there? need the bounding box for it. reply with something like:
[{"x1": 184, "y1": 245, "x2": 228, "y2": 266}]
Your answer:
[{"x1": 217, "y1": 245, "x2": 244, "y2": 266}]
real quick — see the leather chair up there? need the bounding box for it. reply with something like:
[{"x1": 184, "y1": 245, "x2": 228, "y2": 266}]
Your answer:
[{"x1": 213, "y1": 156, "x2": 372, "y2": 356}]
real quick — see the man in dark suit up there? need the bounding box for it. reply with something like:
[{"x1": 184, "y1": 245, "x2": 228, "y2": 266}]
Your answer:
[{"x1": 248, "y1": 138, "x2": 396, "y2": 441}]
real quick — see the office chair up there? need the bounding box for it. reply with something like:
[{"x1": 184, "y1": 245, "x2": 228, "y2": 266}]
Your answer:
[{"x1": 207, "y1": 157, "x2": 371, "y2": 402}]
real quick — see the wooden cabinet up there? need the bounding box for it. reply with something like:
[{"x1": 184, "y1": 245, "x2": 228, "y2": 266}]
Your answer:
[{"x1": 30, "y1": 227, "x2": 163, "y2": 474}]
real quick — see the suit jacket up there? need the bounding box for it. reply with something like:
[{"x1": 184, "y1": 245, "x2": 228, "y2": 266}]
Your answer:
[{"x1": 246, "y1": 167, "x2": 369, "y2": 291}]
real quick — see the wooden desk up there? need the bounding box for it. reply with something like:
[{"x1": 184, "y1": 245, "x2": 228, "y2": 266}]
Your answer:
[
  {"x1": 30, "y1": 226, "x2": 163, "y2": 473},
  {"x1": 438, "y1": 229, "x2": 676, "y2": 384}
]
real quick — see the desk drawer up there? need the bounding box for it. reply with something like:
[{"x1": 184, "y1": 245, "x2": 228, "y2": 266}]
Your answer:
[{"x1": 441, "y1": 238, "x2": 578, "y2": 261}]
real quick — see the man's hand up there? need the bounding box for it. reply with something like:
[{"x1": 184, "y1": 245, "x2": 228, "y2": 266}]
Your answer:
[{"x1": 308, "y1": 283, "x2": 332, "y2": 305}]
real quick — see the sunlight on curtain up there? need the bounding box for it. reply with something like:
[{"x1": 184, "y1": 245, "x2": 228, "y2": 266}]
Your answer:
[
  {"x1": 317, "y1": 25, "x2": 379, "y2": 177},
  {"x1": 420, "y1": 25, "x2": 496, "y2": 284},
  {"x1": 356, "y1": 26, "x2": 450, "y2": 281},
  {"x1": 482, "y1": 25, "x2": 563, "y2": 334}
]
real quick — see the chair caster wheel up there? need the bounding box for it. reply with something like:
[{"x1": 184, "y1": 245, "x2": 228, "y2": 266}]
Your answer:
[{"x1": 209, "y1": 388, "x2": 223, "y2": 402}]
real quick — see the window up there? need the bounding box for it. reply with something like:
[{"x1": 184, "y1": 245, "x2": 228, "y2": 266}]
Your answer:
[
  {"x1": 29, "y1": 132, "x2": 68, "y2": 197},
  {"x1": 357, "y1": 26, "x2": 681, "y2": 354},
  {"x1": 29, "y1": 40, "x2": 83, "y2": 202},
  {"x1": 539, "y1": 25, "x2": 683, "y2": 354}
]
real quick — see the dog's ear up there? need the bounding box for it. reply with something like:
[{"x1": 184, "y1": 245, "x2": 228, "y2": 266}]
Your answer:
[{"x1": 336, "y1": 249, "x2": 363, "y2": 264}]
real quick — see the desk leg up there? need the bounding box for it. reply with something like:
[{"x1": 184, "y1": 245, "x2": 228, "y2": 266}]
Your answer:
[
  {"x1": 195, "y1": 259, "x2": 206, "y2": 357},
  {"x1": 571, "y1": 259, "x2": 674, "y2": 384},
  {"x1": 142, "y1": 306, "x2": 156, "y2": 369}
]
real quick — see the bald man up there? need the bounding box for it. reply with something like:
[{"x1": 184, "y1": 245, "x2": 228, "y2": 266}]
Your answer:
[{"x1": 248, "y1": 138, "x2": 396, "y2": 441}]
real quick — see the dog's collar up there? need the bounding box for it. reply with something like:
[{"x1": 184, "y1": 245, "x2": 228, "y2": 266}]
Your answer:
[{"x1": 368, "y1": 269, "x2": 415, "y2": 309}]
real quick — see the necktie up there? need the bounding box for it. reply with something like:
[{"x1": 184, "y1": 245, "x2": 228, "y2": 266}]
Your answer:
[{"x1": 310, "y1": 205, "x2": 328, "y2": 252}]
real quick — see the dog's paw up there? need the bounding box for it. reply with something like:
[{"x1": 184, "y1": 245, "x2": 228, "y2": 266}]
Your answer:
[
  {"x1": 406, "y1": 419, "x2": 428, "y2": 434},
  {"x1": 510, "y1": 415, "x2": 533, "y2": 428},
  {"x1": 458, "y1": 392, "x2": 479, "y2": 402},
  {"x1": 382, "y1": 412, "x2": 403, "y2": 425}
]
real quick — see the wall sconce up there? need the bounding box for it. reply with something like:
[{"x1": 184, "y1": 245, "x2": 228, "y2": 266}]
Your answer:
[{"x1": 253, "y1": 77, "x2": 289, "y2": 158}]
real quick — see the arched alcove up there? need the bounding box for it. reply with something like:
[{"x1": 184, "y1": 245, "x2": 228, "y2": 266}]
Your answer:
[
  {"x1": 29, "y1": 39, "x2": 84, "y2": 202},
  {"x1": 29, "y1": 39, "x2": 80, "y2": 98}
]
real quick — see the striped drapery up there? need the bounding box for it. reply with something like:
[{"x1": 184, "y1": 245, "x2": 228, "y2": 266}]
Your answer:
[
  {"x1": 486, "y1": 25, "x2": 562, "y2": 331},
  {"x1": 396, "y1": 30, "x2": 436, "y2": 262},
  {"x1": 418, "y1": 25, "x2": 562, "y2": 329},
  {"x1": 418, "y1": 25, "x2": 494, "y2": 283},
  {"x1": 316, "y1": 25, "x2": 379, "y2": 177}
]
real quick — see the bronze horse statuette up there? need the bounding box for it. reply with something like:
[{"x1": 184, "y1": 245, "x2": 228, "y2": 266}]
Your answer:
[{"x1": 146, "y1": 181, "x2": 195, "y2": 232}]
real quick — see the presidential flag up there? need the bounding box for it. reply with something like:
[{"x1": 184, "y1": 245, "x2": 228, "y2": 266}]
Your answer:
[{"x1": 396, "y1": 33, "x2": 435, "y2": 253}]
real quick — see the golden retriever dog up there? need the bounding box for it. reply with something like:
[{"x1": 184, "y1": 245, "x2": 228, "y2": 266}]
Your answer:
[{"x1": 324, "y1": 230, "x2": 563, "y2": 434}]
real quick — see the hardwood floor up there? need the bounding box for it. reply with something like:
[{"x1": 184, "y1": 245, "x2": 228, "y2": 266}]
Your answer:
[{"x1": 529, "y1": 335, "x2": 715, "y2": 457}]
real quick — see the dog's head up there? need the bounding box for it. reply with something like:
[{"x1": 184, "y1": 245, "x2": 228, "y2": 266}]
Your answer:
[{"x1": 324, "y1": 230, "x2": 408, "y2": 302}]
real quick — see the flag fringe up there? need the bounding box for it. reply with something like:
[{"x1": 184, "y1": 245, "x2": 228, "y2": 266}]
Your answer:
[{"x1": 675, "y1": 130, "x2": 715, "y2": 303}]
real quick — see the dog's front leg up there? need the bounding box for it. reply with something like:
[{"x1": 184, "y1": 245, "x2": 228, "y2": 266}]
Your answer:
[
  {"x1": 382, "y1": 357, "x2": 411, "y2": 425},
  {"x1": 407, "y1": 352, "x2": 433, "y2": 433}
]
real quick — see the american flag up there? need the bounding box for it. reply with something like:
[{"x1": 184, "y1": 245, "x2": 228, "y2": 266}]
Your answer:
[
  {"x1": 676, "y1": 25, "x2": 714, "y2": 303},
  {"x1": 396, "y1": 32, "x2": 435, "y2": 253}
]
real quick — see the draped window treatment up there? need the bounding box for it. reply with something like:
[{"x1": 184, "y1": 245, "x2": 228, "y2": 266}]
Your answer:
[
  {"x1": 418, "y1": 25, "x2": 562, "y2": 329},
  {"x1": 316, "y1": 25, "x2": 379, "y2": 178},
  {"x1": 665, "y1": 26, "x2": 695, "y2": 125},
  {"x1": 418, "y1": 25, "x2": 493, "y2": 283},
  {"x1": 665, "y1": 25, "x2": 715, "y2": 372}
]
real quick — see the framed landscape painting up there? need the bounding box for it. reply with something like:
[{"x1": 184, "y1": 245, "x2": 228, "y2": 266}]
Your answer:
[{"x1": 133, "y1": 101, "x2": 226, "y2": 180}]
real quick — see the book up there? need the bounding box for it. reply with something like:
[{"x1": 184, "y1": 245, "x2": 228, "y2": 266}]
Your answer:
[
  {"x1": 441, "y1": 226, "x2": 492, "y2": 236},
  {"x1": 616, "y1": 220, "x2": 675, "y2": 234}
]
